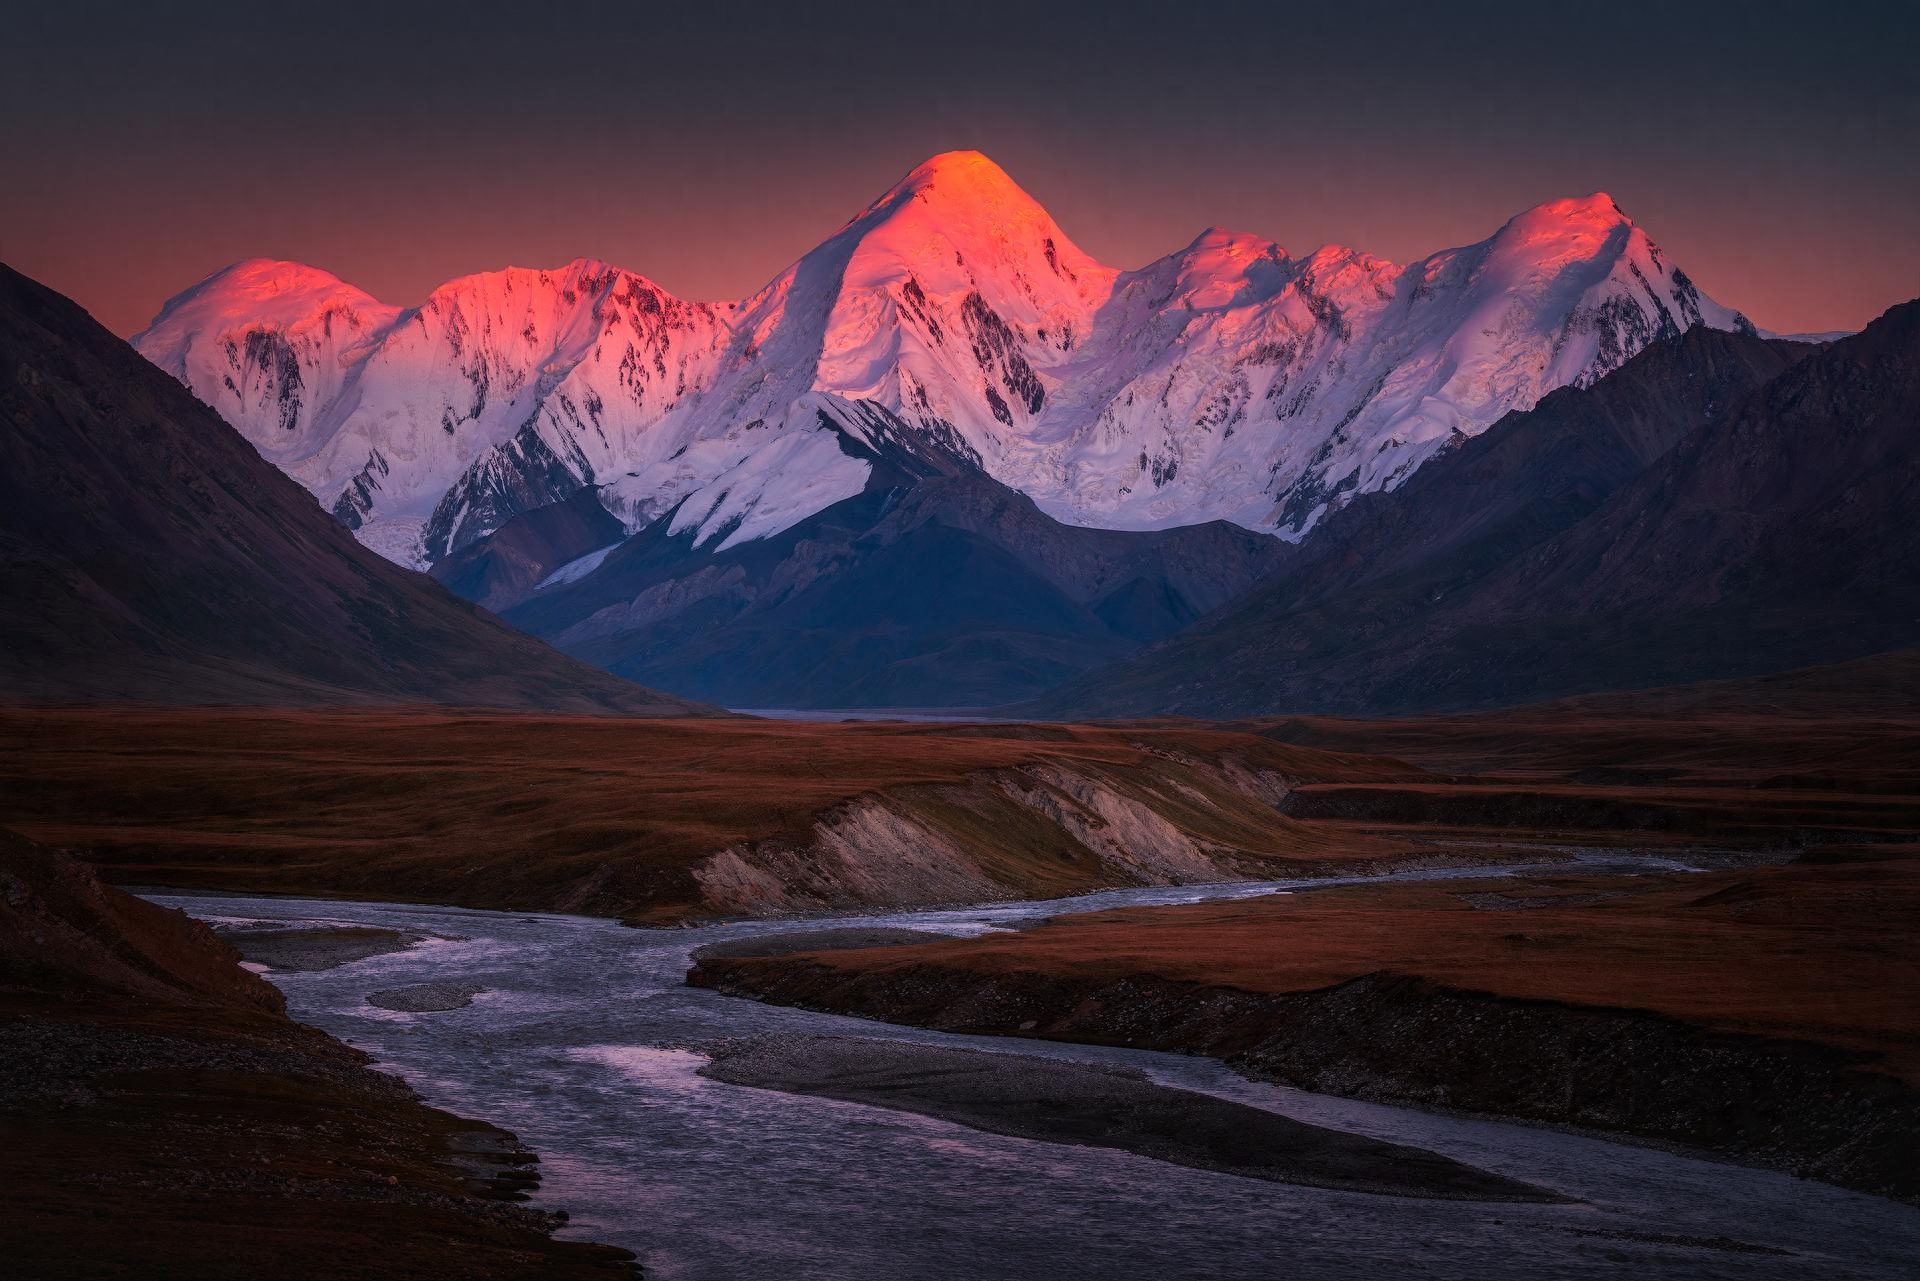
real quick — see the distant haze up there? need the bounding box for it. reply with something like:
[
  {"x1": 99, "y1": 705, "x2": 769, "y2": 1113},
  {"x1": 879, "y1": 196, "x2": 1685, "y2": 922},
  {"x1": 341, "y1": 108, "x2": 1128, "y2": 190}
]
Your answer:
[{"x1": 7, "y1": 0, "x2": 1916, "y2": 337}]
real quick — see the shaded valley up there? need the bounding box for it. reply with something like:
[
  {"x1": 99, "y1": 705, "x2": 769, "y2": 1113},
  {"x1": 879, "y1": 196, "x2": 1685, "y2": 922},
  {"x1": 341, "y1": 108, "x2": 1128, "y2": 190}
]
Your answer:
[{"x1": 465, "y1": 421, "x2": 1286, "y2": 708}]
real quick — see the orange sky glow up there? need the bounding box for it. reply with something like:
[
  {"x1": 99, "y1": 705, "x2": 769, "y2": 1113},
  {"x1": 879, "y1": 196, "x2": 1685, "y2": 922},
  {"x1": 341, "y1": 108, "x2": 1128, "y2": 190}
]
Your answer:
[{"x1": 7, "y1": 2, "x2": 1916, "y2": 337}]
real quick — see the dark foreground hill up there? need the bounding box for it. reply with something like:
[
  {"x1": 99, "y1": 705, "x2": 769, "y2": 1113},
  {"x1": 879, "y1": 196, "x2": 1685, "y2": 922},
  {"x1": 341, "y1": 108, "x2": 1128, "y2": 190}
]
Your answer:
[
  {"x1": 0, "y1": 263, "x2": 707, "y2": 713},
  {"x1": 1028, "y1": 307, "x2": 1918, "y2": 718},
  {"x1": 0, "y1": 829, "x2": 637, "y2": 1277}
]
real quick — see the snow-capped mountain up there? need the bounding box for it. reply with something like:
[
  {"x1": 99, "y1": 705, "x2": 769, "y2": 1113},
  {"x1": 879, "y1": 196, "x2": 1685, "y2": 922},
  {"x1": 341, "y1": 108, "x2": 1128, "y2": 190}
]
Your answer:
[
  {"x1": 134, "y1": 151, "x2": 1753, "y2": 567},
  {"x1": 1032, "y1": 192, "x2": 1751, "y2": 533},
  {"x1": 137, "y1": 256, "x2": 739, "y2": 564}
]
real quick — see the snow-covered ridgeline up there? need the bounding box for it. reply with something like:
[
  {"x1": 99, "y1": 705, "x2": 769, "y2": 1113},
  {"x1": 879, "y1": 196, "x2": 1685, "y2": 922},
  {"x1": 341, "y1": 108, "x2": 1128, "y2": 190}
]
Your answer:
[{"x1": 133, "y1": 152, "x2": 1753, "y2": 567}]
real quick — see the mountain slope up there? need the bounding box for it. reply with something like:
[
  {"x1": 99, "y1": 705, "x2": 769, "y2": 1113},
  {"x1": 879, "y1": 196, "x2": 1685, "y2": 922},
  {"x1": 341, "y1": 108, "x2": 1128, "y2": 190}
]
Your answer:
[
  {"x1": 1470, "y1": 299, "x2": 1920, "y2": 686},
  {"x1": 496, "y1": 406, "x2": 1288, "y2": 707},
  {"x1": 1017, "y1": 191, "x2": 1752, "y2": 536},
  {"x1": 430, "y1": 484, "x2": 627, "y2": 610},
  {"x1": 1218, "y1": 325, "x2": 1809, "y2": 619},
  {"x1": 0, "y1": 262, "x2": 709, "y2": 713},
  {"x1": 134, "y1": 154, "x2": 1753, "y2": 568},
  {"x1": 1030, "y1": 305, "x2": 1915, "y2": 718}
]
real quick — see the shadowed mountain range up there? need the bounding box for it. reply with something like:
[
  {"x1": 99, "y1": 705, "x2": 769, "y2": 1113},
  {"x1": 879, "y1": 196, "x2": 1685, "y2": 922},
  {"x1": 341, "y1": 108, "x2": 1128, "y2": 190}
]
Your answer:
[
  {"x1": 0, "y1": 263, "x2": 708, "y2": 713},
  {"x1": 484, "y1": 411, "x2": 1287, "y2": 707},
  {"x1": 1024, "y1": 306, "x2": 1918, "y2": 717}
]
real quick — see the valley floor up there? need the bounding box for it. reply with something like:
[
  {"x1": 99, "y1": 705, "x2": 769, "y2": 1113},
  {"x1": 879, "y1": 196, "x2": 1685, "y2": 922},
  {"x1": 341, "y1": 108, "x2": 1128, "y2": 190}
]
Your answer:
[
  {"x1": 0, "y1": 705, "x2": 1513, "y2": 921},
  {"x1": 4, "y1": 691, "x2": 1915, "y2": 922},
  {"x1": 4, "y1": 687, "x2": 1917, "y2": 1273},
  {"x1": 692, "y1": 848, "x2": 1920, "y2": 1201},
  {"x1": 142, "y1": 873, "x2": 1920, "y2": 1279}
]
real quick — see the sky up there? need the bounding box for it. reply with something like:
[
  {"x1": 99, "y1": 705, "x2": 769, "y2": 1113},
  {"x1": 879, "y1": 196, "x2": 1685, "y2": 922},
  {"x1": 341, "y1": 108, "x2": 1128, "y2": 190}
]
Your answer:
[{"x1": 4, "y1": 0, "x2": 1916, "y2": 337}]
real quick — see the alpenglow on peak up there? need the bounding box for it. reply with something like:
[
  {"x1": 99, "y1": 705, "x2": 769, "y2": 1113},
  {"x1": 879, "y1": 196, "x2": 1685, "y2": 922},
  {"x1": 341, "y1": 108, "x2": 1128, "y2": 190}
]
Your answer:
[{"x1": 134, "y1": 153, "x2": 1754, "y2": 568}]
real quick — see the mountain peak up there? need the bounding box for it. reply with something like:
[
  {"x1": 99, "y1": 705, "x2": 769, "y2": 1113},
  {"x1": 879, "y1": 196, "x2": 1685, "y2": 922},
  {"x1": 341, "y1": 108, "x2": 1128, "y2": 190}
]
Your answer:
[
  {"x1": 1543, "y1": 190, "x2": 1625, "y2": 220},
  {"x1": 896, "y1": 149, "x2": 1017, "y2": 193},
  {"x1": 210, "y1": 257, "x2": 359, "y2": 295},
  {"x1": 1489, "y1": 191, "x2": 1634, "y2": 256},
  {"x1": 827, "y1": 150, "x2": 1116, "y2": 313},
  {"x1": 856, "y1": 150, "x2": 1061, "y2": 237},
  {"x1": 417, "y1": 256, "x2": 675, "y2": 313},
  {"x1": 1150, "y1": 227, "x2": 1295, "y2": 309},
  {"x1": 1453, "y1": 191, "x2": 1650, "y2": 293},
  {"x1": 132, "y1": 258, "x2": 398, "y2": 356},
  {"x1": 1182, "y1": 226, "x2": 1288, "y2": 258},
  {"x1": 142, "y1": 258, "x2": 385, "y2": 329}
]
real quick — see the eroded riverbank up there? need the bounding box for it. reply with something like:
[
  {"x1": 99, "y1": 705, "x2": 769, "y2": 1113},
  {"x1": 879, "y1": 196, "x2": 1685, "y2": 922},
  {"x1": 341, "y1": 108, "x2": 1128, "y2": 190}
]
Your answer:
[
  {"x1": 692, "y1": 852, "x2": 1920, "y2": 1203},
  {"x1": 149, "y1": 858, "x2": 1920, "y2": 1281}
]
